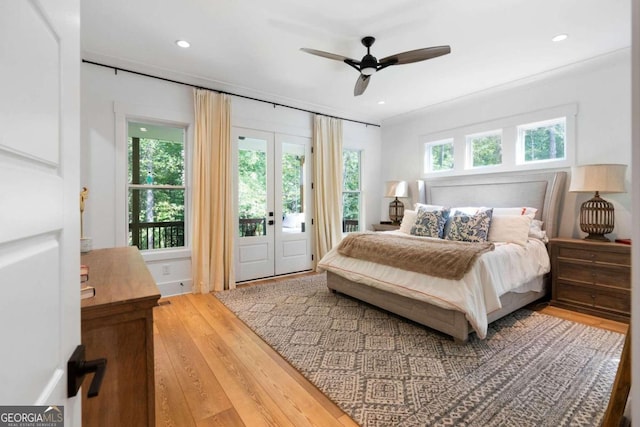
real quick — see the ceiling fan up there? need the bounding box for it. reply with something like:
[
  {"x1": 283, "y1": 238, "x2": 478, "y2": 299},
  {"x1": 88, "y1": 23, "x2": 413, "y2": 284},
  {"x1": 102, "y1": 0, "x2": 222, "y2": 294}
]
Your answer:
[{"x1": 301, "y1": 36, "x2": 451, "y2": 96}]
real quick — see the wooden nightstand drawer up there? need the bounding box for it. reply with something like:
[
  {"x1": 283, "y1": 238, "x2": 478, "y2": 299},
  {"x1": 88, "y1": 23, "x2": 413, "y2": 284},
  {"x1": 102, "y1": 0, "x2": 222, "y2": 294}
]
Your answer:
[
  {"x1": 549, "y1": 237, "x2": 631, "y2": 322},
  {"x1": 555, "y1": 281, "x2": 630, "y2": 315},
  {"x1": 556, "y1": 246, "x2": 630, "y2": 266},
  {"x1": 555, "y1": 260, "x2": 631, "y2": 289}
]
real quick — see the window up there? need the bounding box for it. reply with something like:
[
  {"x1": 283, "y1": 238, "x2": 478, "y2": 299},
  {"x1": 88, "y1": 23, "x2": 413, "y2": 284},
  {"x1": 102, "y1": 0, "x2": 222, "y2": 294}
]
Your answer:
[
  {"x1": 127, "y1": 121, "x2": 186, "y2": 250},
  {"x1": 517, "y1": 118, "x2": 566, "y2": 164},
  {"x1": 424, "y1": 139, "x2": 454, "y2": 173},
  {"x1": 342, "y1": 149, "x2": 361, "y2": 232},
  {"x1": 421, "y1": 104, "x2": 575, "y2": 177},
  {"x1": 467, "y1": 130, "x2": 502, "y2": 168}
]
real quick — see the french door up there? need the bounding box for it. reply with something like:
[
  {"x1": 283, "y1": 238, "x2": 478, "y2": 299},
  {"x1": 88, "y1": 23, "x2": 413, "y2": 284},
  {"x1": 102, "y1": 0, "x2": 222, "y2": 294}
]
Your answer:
[{"x1": 233, "y1": 128, "x2": 313, "y2": 282}]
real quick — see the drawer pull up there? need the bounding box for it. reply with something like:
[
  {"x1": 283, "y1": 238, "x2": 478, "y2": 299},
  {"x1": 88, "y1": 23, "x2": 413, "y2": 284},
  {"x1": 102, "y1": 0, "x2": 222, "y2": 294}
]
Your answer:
[{"x1": 591, "y1": 294, "x2": 596, "y2": 299}]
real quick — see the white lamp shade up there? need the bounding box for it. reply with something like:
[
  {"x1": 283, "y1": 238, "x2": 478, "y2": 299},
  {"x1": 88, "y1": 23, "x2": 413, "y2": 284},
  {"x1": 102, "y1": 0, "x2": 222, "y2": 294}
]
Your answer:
[
  {"x1": 569, "y1": 164, "x2": 627, "y2": 193},
  {"x1": 385, "y1": 181, "x2": 409, "y2": 198}
]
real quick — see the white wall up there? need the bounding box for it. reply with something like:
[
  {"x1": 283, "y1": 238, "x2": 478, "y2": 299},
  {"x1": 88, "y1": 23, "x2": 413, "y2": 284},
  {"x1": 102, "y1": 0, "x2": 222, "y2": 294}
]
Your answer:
[
  {"x1": 81, "y1": 63, "x2": 382, "y2": 295},
  {"x1": 380, "y1": 49, "x2": 632, "y2": 240}
]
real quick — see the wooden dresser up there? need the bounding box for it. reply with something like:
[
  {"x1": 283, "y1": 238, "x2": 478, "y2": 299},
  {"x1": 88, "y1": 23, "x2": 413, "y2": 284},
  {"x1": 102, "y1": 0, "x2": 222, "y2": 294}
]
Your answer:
[
  {"x1": 549, "y1": 238, "x2": 630, "y2": 322},
  {"x1": 81, "y1": 247, "x2": 160, "y2": 426}
]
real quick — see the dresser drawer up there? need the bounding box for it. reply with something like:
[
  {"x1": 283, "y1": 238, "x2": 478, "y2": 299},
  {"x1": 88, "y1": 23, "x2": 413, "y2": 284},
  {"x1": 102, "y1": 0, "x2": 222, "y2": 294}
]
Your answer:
[
  {"x1": 555, "y1": 281, "x2": 630, "y2": 315},
  {"x1": 556, "y1": 260, "x2": 631, "y2": 289},
  {"x1": 556, "y1": 246, "x2": 630, "y2": 266}
]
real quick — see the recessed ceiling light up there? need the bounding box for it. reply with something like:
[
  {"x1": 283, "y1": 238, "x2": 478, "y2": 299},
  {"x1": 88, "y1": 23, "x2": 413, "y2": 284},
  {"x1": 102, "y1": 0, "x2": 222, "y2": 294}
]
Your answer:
[
  {"x1": 175, "y1": 40, "x2": 190, "y2": 48},
  {"x1": 377, "y1": 101, "x2": 386, "y2": 105},
  {"x1": 552, "y1": 34, "x2": 568, "y2": 42},
  {"x1": 140, "y1": 127, "x2": 147, "y2": 132}
]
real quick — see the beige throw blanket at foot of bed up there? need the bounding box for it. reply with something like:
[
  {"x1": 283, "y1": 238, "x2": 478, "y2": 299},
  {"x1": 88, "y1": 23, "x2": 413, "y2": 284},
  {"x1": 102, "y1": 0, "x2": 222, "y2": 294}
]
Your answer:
[{"x1": 337, "y1": 232, "x2": 495, "y2": 280}]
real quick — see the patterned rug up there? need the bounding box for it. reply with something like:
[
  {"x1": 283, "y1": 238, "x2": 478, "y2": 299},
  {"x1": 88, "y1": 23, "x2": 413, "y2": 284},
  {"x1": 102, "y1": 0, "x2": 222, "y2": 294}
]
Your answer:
[{"x1": 215, "y1": 274, "x2": 623, "y2": 426}]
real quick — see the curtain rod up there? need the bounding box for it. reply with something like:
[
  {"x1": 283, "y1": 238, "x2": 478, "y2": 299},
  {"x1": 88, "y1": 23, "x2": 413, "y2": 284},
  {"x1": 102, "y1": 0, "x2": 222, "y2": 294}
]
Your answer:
[{"x1": 82, "y1": 59, "x2": 381, "y2": 128}]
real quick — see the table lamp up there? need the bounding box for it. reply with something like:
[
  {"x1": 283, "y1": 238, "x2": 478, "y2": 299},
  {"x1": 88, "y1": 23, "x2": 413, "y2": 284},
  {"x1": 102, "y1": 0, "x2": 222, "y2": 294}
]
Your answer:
[
  {"x1": 385, "y1": 180, "x2": 408, "y2": 224},
  {"x1": 569, "y1": 164, "x2": 626, "y2": 241}
]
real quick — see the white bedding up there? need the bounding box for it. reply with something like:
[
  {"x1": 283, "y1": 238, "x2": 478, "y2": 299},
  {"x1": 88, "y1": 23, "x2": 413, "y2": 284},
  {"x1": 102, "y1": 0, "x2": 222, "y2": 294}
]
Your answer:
[{"x1": 317, "y1": 231, "x2": 550, "y2": 339}]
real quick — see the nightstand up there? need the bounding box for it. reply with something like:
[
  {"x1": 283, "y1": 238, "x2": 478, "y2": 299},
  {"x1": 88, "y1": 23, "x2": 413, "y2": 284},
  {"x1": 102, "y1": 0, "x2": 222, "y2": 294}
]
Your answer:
[
  {"x1": 549, "y1": 238, "x2": 630, "y2": 322},
  {"x1": 372, "y1": 223, "x2": 400, "y2": 231}
]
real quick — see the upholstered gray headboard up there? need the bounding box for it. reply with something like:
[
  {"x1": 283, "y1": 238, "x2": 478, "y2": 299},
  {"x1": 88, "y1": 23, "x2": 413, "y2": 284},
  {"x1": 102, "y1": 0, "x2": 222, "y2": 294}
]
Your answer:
[{"x1": 425, "y1": 171, "x2": 567, "y2": 238}]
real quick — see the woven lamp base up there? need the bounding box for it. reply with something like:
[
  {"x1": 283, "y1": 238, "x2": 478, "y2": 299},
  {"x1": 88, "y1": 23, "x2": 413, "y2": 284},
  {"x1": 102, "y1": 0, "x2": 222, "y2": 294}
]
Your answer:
[
  {"x1": 389, "y1": 198, "x2": 405, "y2": 225},
  {"x1": 580, "y1": 192, "x2": 614, "y2": 242}
]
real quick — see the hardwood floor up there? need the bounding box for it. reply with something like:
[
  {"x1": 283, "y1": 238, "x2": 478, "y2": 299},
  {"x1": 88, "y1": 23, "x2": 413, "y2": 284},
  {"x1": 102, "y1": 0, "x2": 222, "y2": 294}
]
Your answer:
[{"x1": 153, "y1": 273, "x2": 627, "y2": 426}]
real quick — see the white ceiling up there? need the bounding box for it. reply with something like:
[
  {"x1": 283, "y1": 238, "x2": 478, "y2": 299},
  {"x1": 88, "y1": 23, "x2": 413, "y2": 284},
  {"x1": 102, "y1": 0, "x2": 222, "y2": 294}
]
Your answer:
[{"x1": 81, "y1": 0, "x2": 630, "y2": 124}]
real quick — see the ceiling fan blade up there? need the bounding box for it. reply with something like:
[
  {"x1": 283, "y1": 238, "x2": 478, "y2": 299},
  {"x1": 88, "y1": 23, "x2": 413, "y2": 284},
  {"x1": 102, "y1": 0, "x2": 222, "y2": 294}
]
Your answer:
[
  {"x1": 300, "y1": 48, "x2": 353, "y2": 63},
  {"x1": 379, "y1": 45, "x2": 451, "y2": 66},
  {"x1": 354, "y1": 74, "x2": 370, "y2": 96}
]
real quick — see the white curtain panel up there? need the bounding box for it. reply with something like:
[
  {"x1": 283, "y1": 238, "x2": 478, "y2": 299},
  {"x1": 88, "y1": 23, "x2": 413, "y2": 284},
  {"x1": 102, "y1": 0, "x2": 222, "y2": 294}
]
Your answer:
[
  {"x1": 192, "y1": 89, "x2": 235, "y2": 293},
  {"x1": 313, "y1": 115, "x2": 344, "y2": 268}
]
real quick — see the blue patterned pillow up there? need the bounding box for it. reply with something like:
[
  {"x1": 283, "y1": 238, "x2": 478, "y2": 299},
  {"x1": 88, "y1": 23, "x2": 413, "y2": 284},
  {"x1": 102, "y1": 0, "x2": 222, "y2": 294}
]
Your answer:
[
  {"x1": 445, "y1": 208, "x2": 493, "y2": 242},
  {"x1": 410, "y1": 207, "x2": 450, "y2": 238}
]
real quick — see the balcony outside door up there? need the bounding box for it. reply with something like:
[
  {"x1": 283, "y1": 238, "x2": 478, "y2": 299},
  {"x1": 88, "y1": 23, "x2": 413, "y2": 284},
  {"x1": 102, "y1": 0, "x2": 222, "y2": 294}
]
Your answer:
[{"x1": 233, "y1": 128, "x2": 313, "y2": 282}]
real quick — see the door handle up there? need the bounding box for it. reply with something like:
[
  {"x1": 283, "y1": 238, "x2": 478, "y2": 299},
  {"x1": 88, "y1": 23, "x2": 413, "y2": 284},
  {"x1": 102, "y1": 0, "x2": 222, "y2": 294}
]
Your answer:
[{"x1": 67, "y1": 345, "x2": 107, "y2": 398}]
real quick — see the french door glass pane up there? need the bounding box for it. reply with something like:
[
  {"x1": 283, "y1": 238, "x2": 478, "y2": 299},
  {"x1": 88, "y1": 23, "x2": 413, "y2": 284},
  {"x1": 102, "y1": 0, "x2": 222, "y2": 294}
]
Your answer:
[
  {"x1": 238, "y1": 137, "x2": 268, "y2": 237},
  {"x1": 281, "y1": 142, "x2": 306, "y2": 234}
]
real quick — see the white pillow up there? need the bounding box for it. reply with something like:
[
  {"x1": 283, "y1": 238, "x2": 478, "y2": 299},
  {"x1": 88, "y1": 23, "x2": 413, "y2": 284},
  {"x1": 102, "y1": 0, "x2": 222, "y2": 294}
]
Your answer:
[
  {"x1": 282, "y1": 212, "x2": 304, "y2": 228},
  {"x1": 413, "y1": 203, "x2": 444, "y2": 212},
  {"x1": 492, "y1": 207, "x2": 538, "y2": 219},
  {"x1": 399, "y1": 210, "x2": 417, "y2": 234},
  {"x1": 528, "y1": 219, "x2": 548, "y2": 242},
  {"x1": 489, "y1": 215, "x2": 532, "y2": 246}
]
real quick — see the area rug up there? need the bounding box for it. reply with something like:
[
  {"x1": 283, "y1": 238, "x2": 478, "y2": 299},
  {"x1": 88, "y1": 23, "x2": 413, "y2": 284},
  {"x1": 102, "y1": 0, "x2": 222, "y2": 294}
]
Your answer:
[{"x1": 215, "y1": 274, "x2": 623, "y2": 426}]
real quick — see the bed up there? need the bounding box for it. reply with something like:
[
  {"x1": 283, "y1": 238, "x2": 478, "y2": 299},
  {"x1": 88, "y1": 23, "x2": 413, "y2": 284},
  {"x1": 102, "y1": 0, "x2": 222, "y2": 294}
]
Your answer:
[{"x1": 318, "y1": 170, "x2": 566, "y2": 342}]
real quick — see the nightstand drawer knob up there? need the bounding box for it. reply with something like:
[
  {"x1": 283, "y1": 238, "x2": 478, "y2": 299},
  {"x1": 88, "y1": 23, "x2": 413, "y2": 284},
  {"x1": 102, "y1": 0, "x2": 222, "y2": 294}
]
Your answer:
[{"x1": 591, "y1": 294, "x2": 596, "y2": 299}]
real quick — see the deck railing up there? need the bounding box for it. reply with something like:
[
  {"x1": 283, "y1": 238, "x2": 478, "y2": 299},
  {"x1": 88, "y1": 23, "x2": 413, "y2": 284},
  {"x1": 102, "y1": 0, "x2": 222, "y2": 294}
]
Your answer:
[
  {"x1": 239, "y1": 217, "x2": 267, "y2": 237},
  {"x1": 129, "y1": 221, "x2": 185, "y2": 250}
]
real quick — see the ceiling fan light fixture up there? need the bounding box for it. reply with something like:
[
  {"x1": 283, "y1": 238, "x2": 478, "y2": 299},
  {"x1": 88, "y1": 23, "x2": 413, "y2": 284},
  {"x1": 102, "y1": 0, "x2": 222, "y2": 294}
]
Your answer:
[
  {"x1": 300, "y1": 36, "x2": 451, "y2": 96},
  {"x1": 361, "y1": 67, "x2": 376, "y2": 76}
]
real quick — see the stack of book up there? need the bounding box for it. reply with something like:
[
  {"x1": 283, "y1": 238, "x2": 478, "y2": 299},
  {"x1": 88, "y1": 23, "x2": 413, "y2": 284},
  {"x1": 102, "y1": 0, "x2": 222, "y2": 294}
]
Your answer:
[{"x1": 81, "y1": 264, "x2": 95, "y2": 299}]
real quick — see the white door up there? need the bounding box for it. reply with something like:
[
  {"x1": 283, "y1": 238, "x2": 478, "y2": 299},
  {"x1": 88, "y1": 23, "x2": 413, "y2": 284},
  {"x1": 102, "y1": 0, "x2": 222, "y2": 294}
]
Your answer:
[
  {"x1": 0, "y1": 0, "x2": 81, "y2": 424},
  {"x1": 234, "y1": 128, "x2": 313, "y2": 282},
  {"x1": 274, "y1": 134, "x2": 313, "y2": 275},
  {"x1": 234, "y1": 129, "x2": 275, "y2": 281}
]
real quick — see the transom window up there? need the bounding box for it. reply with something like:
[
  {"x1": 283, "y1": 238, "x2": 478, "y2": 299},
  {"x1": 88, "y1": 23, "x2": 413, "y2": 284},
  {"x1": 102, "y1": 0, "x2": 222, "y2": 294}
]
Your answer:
[
  {"x1": 517, "y1": 118, "x2": 566, "y2": 164},
  {"x1": 127, "y1": 121, "x2": 186, "y2": 250},
  {"x1": 421, "y1": 105, "x2": 575, "y2": 177},
  {"x1": 467, "y1": 130, "x2": 502, "y2": 168},
  {"x1": 424, "y1": 139, "x2": 454, "y2": 173}
]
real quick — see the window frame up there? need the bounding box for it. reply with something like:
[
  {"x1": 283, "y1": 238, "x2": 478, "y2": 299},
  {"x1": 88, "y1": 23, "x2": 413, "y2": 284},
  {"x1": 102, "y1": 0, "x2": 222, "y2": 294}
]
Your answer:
[
  {"x1": 114, "y1": 102, "x2": 193, "y2": 259},
  {"x1": 420, "y1": 103, "x2": 576, "y2": 178},
  {"x1": 127, "y1": 124, "x2": 187, "y2": 251},
  {"x1": 423, "y1": 138, "x2": 454, "y2": 174},
  {"x1": 465, "y1": 129, "x2": 503, "y2": 169},
  {"x1": 342, "y1": 148, "x2": 362, "y2": 233},
  {"x1": 516, "y1": 117, "x2": 567, "y2": 165}
]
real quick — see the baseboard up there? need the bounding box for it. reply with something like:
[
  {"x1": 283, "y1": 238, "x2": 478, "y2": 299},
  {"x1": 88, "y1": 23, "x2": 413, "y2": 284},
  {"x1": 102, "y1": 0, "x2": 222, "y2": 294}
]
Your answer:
[{"x1": 157, "y1": 279, "x2": 192, "y2": 297}]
